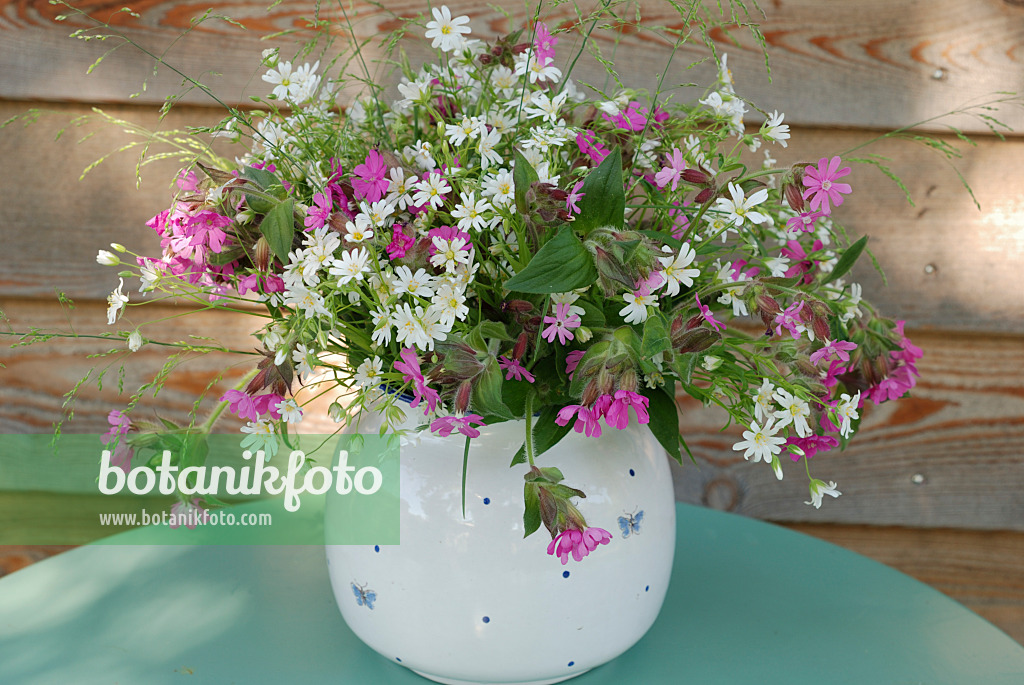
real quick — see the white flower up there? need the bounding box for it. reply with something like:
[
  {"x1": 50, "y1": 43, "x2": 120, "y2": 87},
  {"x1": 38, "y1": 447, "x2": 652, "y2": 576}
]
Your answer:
[
  {"x1": 524, "y1": 91, "x2": 568, "y2": 124},
  {"x1": 424, "y1": 5, "x2": 472, "y2": 53},
  {"x1": 430, "y1": 237, "x2": 471, "y2": 273},
  {"x1": 762, "y1": 110, "x2": 790, "y2": 147},
  {"x1": 127, "y1": 330, "x2": 143, "y2": 352},
  {"x1": 354, "y1": 356, "x2": 384, "y2": 388},
  {"x1": 329, "y1": 247, "x2": 371, "y2": 286},
  {"x1": 476, "y1": 127, "x2": 503, "y2": 170},
  {"x1": 391, "y1": 303, "x2": 432, "y2": 350},
  {"x1": 412, "y1": 174, "x2": 452, "y2": 209},
  {"x1": 361, "y1": 200, "x2": 395, "y2": 229},
  {"x1": 753, "y1": 378, "x2": 776, "y2": 424},
  {"x1": 445, "y1": 116, "x2": 482, "y2": 146},
  {"x1": 550, "y1": 292, "x2": 586, "y2": 319},
  {"x1": 345, "y1": 219, "x2": 374, "y2": 244},
  {"x1": 240, "y1": 420, "x2": 278, "y2": 461},
  {"x1": 396, "y1": 78, "x2": 431, "y2": 109},
  {"x1": 392, "y1": 266, "x2": 435, "y2": 298},
  {"x1": 619, "y1": 292, "x2": 656, "y2": 324},
  {"x1": 701, "y1": 355, "x2": 723, "y2": 372},
  {"x1": 835, "y1": 392, "x2": 861, "y2": 439},
  {"x1": 138, "y1": 262, "x2": 162, "y2": 292},
  {"x1": 481, "y1": 169, "x2": 515, "y2": 207},
  {"x1": 106, "y1": 279, "x2": 129, "y2": 325},
  {"x1": 732, "y1": 419, "x2": 786, "y2": 464},
  {"x1": 419, "y1": 305, "x2": 451, "y2": 350},
  {"x1": 714, "y1": 261, "x2": 750, "y2": 318},
  {"x1": 276, "y1": 398, "x2": 304, "y2": 424},
  {"x1": 765, "y1": 255, "x2": 791, "y2": 277},
  {"x1": 283, "y1": 284, "x2": 331, "y2": 320},
  {"x1": 514, "y1": 54, "x2": 562, "y2": 83},
  {"x1": 292, "y1": 343, "x2": 316, "y2": 378},
  {"x1": 96, "y1": 250, "x2": 119, "y2": 266},
  {"x1": 806, "y1": 480, "x2": 841, "y2": 509},
  {"x1": 658, "y1": 243, "x2": 700, "y2": 296},
  {"x1": 715, "y1": 182, "x2": 769, "y2": 228},
  {"x1": 370, "y1": 308, "x2": 393, "y2": 347},
  {"x1": 386, "y1": 167, "x2": 417, "y2": 210},
  {"x1": 772, "y1": 387, "x2": 812, "y2": 438},
  {"x1": 431, "y1": 284, "x2": 469, "y2": 327},
  {"x1": 451, "y1": 191, "x2": 492, "y2": 232}
]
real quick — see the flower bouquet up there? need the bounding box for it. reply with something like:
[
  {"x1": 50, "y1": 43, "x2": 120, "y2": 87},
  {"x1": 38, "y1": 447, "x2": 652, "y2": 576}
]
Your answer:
[{"x1": 76, "y1": 1, "x2": 933, "y2": 553}]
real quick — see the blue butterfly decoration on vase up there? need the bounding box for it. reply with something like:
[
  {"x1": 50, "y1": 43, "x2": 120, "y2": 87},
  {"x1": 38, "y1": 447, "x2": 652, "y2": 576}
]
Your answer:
[
  {"x1": 351, "y1": 582, "x2": 377, "y2": 610},
  {"x1": 618, "y1": 509, "x2": 644, "y2": 538}
]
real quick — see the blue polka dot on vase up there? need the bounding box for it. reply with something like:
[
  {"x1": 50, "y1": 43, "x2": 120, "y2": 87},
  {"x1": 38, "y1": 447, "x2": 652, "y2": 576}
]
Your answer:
[
  {"x1": 568, "y1": 661, "x2": 575, "y2": 667},
  {"x1": 629, "y1": 468, "x2": 635, "y2": 476},
  {"x1": 562, "y1": 571, "x2": 570, "y2": 579},
  {"x1": 645, "y1": 585, "x2": 650, "y2": 592},
  {"x1": 483, "y1": 497, "x2": 491, "y2": 505},
  {"x1": 482, "y1": 616, "x2": 490, "y2": 623},
  {"x1": 395, "y1": 657, "x2": 402, "y2": 662},
  {"x1": 374, "y1": 545, "x2": 380, "y2": 553}
]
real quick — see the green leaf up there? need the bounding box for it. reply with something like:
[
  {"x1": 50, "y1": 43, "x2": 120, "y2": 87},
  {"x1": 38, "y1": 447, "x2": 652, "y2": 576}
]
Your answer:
[
  {"x1": 823, "y1": 235, "x2": 868, "y2": 284},
  {"x1": 468, "y1": 320, "x2": 512, "y2": 352},
  {"x1": 513, "y1": 149, "x2": 539, "y2": 216},
  {"x1": 573, "y1": 148, "x2": 625, "y2": 233},
  {"x1": 504, "y1": 226, "x2": 598, "y2": 294},
  {"x1": 259, "y1": 198, "x2": 296, "y2": 263},
  {"x1": 472, "y1": 357, "x2": 514, "y2": 420},
  {"x1": 641, "y1": 384, "x2": 682, "y2": 463},
  {"x1": 502, "y1": 379, "x2": 531, "y2": 418},
  {"x1": 241, "y1": 166, "x2": 284, "y2": 214},
  {"x1": 641, "y1": 314, "x2": 670, "y2": 358},
  {"x1": 523, "y1": 482, "x2": 541, "y2": 537},
  {"x1": 567, "y1": 340, "x2": 610, "y2": 397},
  {"x1": 577, "y1": 299, "x2": 606, "y2": 328},
  {"x1": 669, "y1": 352, "x2": 699, "y2": 385}
]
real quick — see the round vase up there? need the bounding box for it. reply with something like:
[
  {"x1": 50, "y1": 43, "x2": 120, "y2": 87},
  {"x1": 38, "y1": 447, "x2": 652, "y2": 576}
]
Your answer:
[{"x1": 325, "y1": 402, "x2": 676, "y2": 685}]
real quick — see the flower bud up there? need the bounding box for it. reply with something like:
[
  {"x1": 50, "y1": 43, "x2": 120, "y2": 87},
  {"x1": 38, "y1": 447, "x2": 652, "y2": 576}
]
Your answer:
[
  {"x1": 575, "y1": 326, "x2": 593, "y2": 343},
  {"x1": 512, "y1": 332, "x2": 529, "y2": 360},
  {"x1": 673, "y1": 327, "x2": 720, "y2": 354},
  {"x1": 110, "y1": 243, "x2": 127, "y2": 253},
  {"x1": 783, "y1": 178, "x2": 805, "y2": 212},
  {"x1": 581, "y1": 379, "x2": 601, "y2": 407},
  {"x1": 96, "y1": 250, "x2": 120, "y2": 266},
  {"x1": 455, "y1": 379, "x2": 473, "y2": 414},
  {"x1": 254, "y1": 236, "x2": 272, "y2": 272},
  {"x1": 681, "y1": 168, "x2": 711, "y2": 185},
  {"x1": 618, "y1": 367, "x2": 638, "y2": 393},
  {"x1": 812, "y1": 316, "x2": 831, "y2": 341},
  {"x1": 694, "y1": 187, "x2": 715, "y2": 204},
  {"x1": 597, "y1": 366, "x2": 616, "y2": 396}
]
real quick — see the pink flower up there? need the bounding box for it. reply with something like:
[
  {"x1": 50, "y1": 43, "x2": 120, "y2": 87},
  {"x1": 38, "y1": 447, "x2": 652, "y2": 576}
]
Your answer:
[
  {"x1": 546, "y1": 527, "x2": 612, "y2": 565},
  {"x1": 695, "y1": 295, "x2": 725, "y2": 332},
  {"x1": 534, "y1": 21, "x2": 558, "y2": 64},
  {"x1": 351, "y1": 150, "x2": 389, "y2": 203},
  {"x1": 802, "y1": 156, "x2": 852, "y2": 215},
  {"x1": 634, "y1": 271, "x2": 666, "y2": 296},
  {"x1": 565, "y1": 350, "x2": 585, "y2": 379},
  {"x1": 730, "y1": 260, "x2": 761, "y2": 281},
  {"x1": 785, "y1": 434, "x2": 839, "y2": 462},
  {"x1": 251, "y1": 161, "x2": 277, "y2": 173},
  {"x1": 542, "y1": 302, "x2": 582, "y2": 346},
  {"x1": 654, "y1": 148, "x2": 686, "y2": 191},
  {"x1": 109, "y1": 441, "x2": 134, "y2": 475},
  {"x1": 221, "y1": 389, "x2": 259, "y2": 422},
  {"x1": 498, "y1": 356, "x2": 535, "y2": 383},
  {"x1": 773, "y1": 301, "x2": 806, "y2": 340},
  {"x1": 786, "y1": 210, "x2": 827, "y2": 234},
  {"x1": 176, "y1": 169, "x2": 200, "y2": 192},
  {"x1": 187, "y1": 211, "x2": 232, "y2": 254},
  {"x1": 304, "y1": 191, "x2": 332, "y2": 231},
  {"x1": 252, "y1": 393, "x2": 285, "y2": 420},
  {"x1": 602, "y1": 101, "x2": 650, "y2": 132},
  {"x1": 430, "y1": 414, "x2": 486, "y2": 439},
  {"x1": 603, "y1": 391, "x2": 650, "y2": 430},
  {"x1": 555, "y1": 404, "x2": 603, "y2": 437},
  {"x1": 576, "y1": 130, "x2": 610, "y2": 165},
  {"x1": 386, "y1": 224, "x2": 415, "y2": 261},
  {"x1": 566, "y1": 180, "x2": 585, "y2": 215},
  {"x1": 669, "y1": 200, "x2": 691, "y2": 240},
  {"x1": 170, "y1": 498, "x2": 211, "y2": 530},
  {"x1": 393, "y1": 347, "x2": 440, "y2": 414},
  {"x1": 821, "y1": 359, "x2": 847, "y2": 389},
  {"x1": 809, "y1": 339, "x2": 858, "y2": 366},
  {"x1": 100, "y1": 410, "x2": 131, "y2": 445}
]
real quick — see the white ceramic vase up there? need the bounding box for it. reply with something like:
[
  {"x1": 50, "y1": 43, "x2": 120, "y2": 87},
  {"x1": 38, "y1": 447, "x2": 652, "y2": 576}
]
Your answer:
[{"x1": 325, "y1": 401, "x2": 676, "y2": 685}]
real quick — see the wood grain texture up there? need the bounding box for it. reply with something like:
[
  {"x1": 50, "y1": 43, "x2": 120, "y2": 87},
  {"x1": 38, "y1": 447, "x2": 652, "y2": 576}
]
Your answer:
[
  {"x1": 786, "y1": 523, "x2": 1024, "y2": 647},
  {"x1": 1, "y1": 0, "x2": 1023, "y2": 133},
  {"x1": 671, "y1": 329, "x2": 1024, "y2": 530},
  {"x1": 2, "y1": 101, "x2": 1022, "y2": 332}
]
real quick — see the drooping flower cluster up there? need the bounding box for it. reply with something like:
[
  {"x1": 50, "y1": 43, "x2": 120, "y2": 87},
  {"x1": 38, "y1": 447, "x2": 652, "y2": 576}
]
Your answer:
[{"x1": 93, "y1": 5, "x2": 923, "y2": 558}]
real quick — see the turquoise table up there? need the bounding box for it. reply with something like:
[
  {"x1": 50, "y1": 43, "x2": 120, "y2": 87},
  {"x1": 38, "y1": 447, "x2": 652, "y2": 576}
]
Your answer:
[{"x1": 1, "y1": 503, "x2": 1022, "y2": 684}]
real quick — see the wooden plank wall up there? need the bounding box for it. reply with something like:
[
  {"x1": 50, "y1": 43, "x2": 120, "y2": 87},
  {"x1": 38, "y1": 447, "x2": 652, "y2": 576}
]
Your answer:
[{"x1": 1, "y1": 0, "x2": 1022, "y2": 643}]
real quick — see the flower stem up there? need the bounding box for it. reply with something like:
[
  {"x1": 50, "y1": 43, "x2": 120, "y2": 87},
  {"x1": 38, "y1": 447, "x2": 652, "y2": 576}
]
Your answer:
[
  {"x1": 524, "y1": 393, "x2": 536, "y2": 467},
  {"x1": 199, "y1": 368, "x2": 258, "y2": 433}
]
